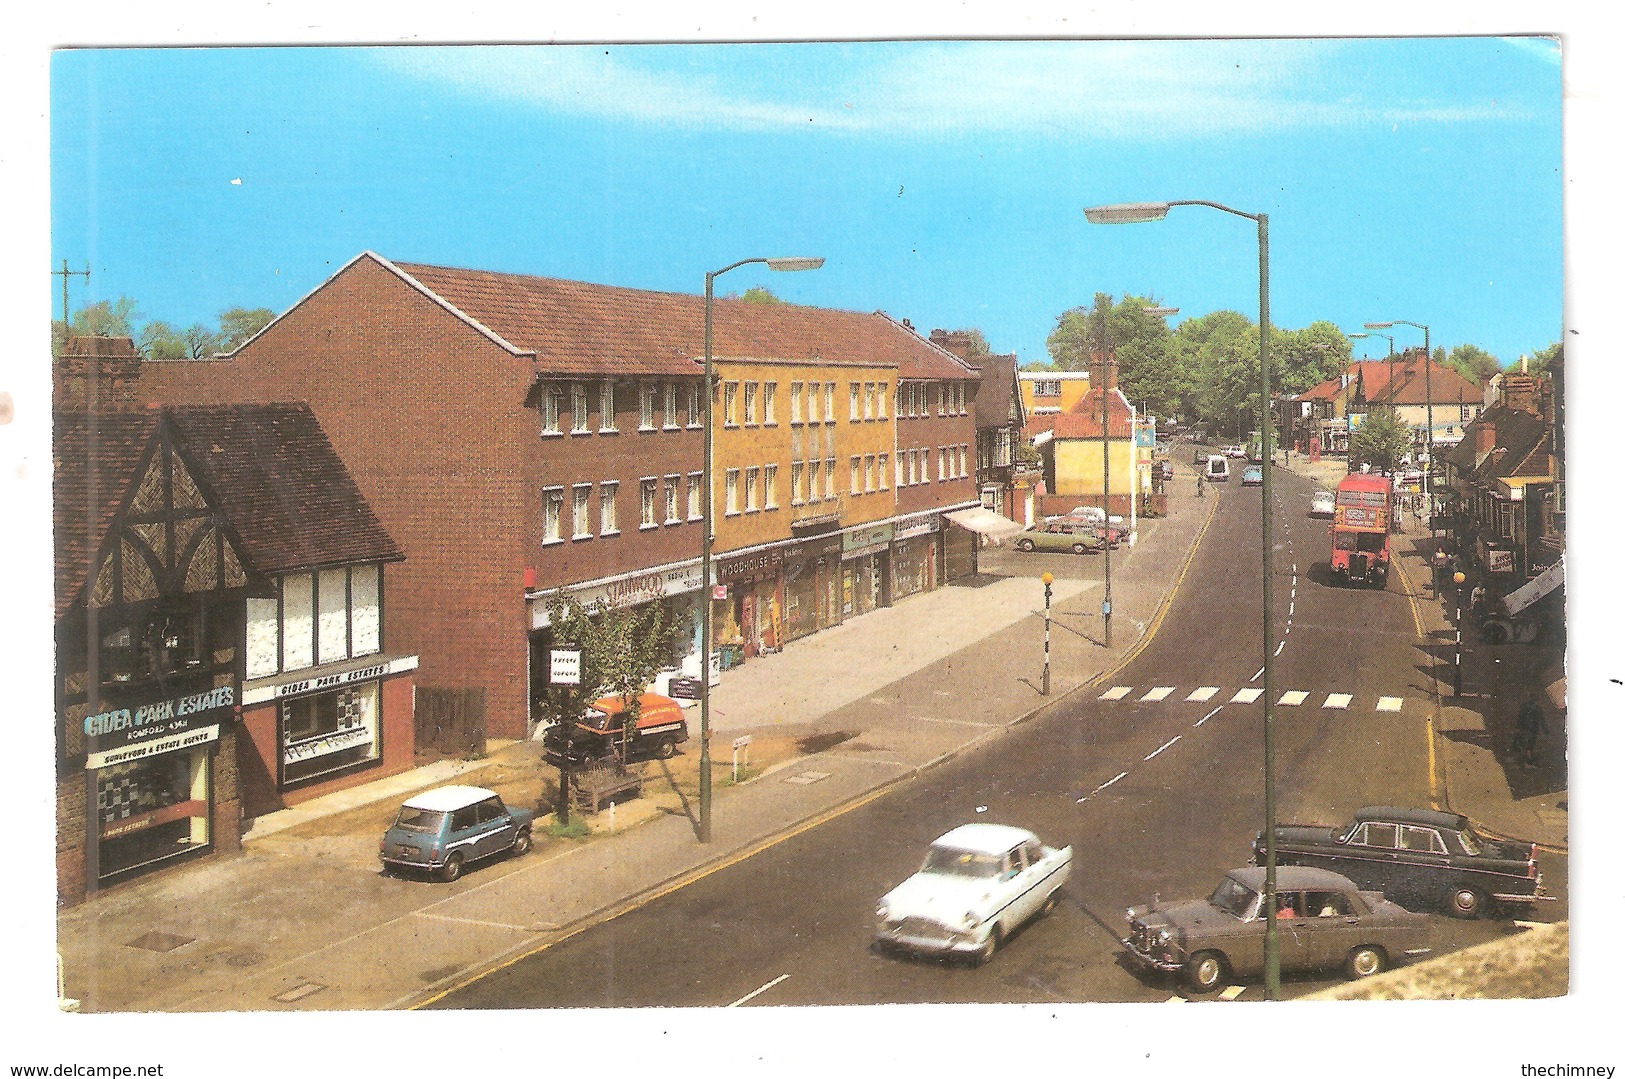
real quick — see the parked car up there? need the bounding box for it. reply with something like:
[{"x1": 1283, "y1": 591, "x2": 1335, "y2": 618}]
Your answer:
[
  {"x1": 379, "y1": 785, "x2": 534, "y2": 882},
  {"x1": 1015, "y1": 522, "x2": 1104, "y2": 554},
  {"x1": 541, "y1": 692, "x2": 689, "y2": 766},
  {"x1": 1045, "y1": 506, "x2": 1125, "y2": 547},
  {"x1": 875, "y1": 823, "x2": 1072, "y2": 965},
  {"x1": 1122, "y1": 866, "x2": 1430, "y2": 993},
  {"x1": 1310, "y1": 490, "x2": 1337, "y2": 517},
  {"x1": 1223, "y1": 444, "x2": 1248, "y2": 459},
  {"x1": 1157, "y1": 461, "x2": 1175, "y2": 482},
  {"x1": 1204, "y1": 455, "x2": 1230, "y2": 483},
  {"x1": 1254, "y1": 805, "x2": 1551, "y2": 919},
  {"x1": 1241, "y1": 464, "x2": 1263, "y2": 486}
]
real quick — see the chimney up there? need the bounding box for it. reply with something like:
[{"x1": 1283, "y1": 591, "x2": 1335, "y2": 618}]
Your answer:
[
  {"x1": 1474, "y1": 419, "x2": 1498, "y2": 458},
  {"x1": 1499, "y1": 373, "x2": 1541, "y2": 416},
  {"x1": 54, "y1": 335, "x2": 144, "y2": 412},
  {"x1": 928, "y1": 329, "x2": 977, "y2": 361},
  {"x1": 1090, "y1": 348, "x2": 1118, "y2": 392}
]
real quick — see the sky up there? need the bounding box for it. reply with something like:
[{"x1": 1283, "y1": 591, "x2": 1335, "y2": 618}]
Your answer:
[{"x1": 47, "y1": 37, "x2": 1563, "y2": 368}]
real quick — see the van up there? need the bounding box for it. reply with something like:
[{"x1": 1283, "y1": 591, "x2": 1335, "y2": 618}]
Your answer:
[
  {"x1": 1205, "y1": 455, "x2": 1230, "y2": 483},
  {"x1": 541, "y1": 692, "x2": 690, "y2": 765}
]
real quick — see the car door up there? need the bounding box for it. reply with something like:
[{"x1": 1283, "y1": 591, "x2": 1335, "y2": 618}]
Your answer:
[
  {"x1": 1396, "y1": 824, "x2": 1452, "y2": 906},
  {"x1": 1300, "y1": 889, "x2": 1362, "y2": 969},
  {"x1": 1338, "y1": 821, "x2": 1401, "y2": 894},
  {"x1": 445, "y1": 804, "x2": 482, "y2": 862},
  {"x1": 473, "y1": 797, "x2": 516, "y2": 859},
  {"x1": 1271, "y1": 889, "x2": 1316, "y2": 974},
  {"x1": 997, "y1": 844, "x2": 1035, "y2": 925}
]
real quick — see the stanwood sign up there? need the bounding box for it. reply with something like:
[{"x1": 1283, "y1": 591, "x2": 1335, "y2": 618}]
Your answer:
[{"x1": 534, "y1": 564, "x2": 705, "y2": 627}]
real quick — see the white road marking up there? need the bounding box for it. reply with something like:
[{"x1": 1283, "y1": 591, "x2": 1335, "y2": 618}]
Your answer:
[
  {"x1": 1251, "y1": 666, "x2": 1266, "y2": 682},
  {"x1": 1164, "y1": 994, "x2": 1187, "y2": 1004},
  {"x1": 1323, "y1": 693, "x2": 1353, "y2": 710},
  {"x1": 1144, "y1": 735, "x2": 1181, "y2": 761},
  {"x1": 1078, "y1": 771, "x2": 1130, "y2": 802},
  {"x1": 1140, "y1": 686, "x2": 1175, "y2": 702},
  {"x1": 1195, "y1": 706, "x2": 1223, "y2": 727},
  {"x1": 413, "y1": 912, "x2": 530, "y2": 932},
  {"x1": 727, "y1": 974, "x2": 790, "y2": 1007},
  {"x1": 1376, "y1": 696, "x2": 1404, "y2": 712},
  {"x1": 1277, "y1": 691, "x2": 1309, "y2": 706},
  {"x1": 1231, "y1": 688, "x2": 1263, "y2": 704},
  {"x1": 1274, "y1": 640, "x2": 1286, "y2": 656},
  {"x1": 1186, "y1": 686, "x2": 1219, "y2": 702},
  {"x1": 1220, "y1": 985, "x2": 1247, "y2": 1000},
  {"x1": 1100, "y1": 686, "x2": 1133, "y2": 701}
]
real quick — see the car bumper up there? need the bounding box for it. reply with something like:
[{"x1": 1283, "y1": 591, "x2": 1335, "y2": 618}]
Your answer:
[
  {"x1": 1121, "y1": 938, "x2": 1185, "y2": 974},
  {"x1": 874, "y1": 921, "x2": 990, "y2": 957},
  {"x1": 381, "y1": 852, "x2": 446, "y2": 870}
]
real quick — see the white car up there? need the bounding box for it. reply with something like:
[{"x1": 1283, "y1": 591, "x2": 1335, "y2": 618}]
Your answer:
[
  {"x1": 1223, "y1": 444, "x2": 1249, "y2": 459},
  {"x1": 1310, "y1": 490, "x2": 1337, "y2": 518},
  {"x1": 874, "y1": 823, "x2": 1072, "y2": 964}
]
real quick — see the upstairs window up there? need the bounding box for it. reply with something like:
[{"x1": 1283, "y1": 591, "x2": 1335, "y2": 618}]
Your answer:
[
  {"x1": 744, "y1": 382, "x2": 758, "y2": 426},
  {"x1": 543, "y1": 487, "x2": 564, "y2": 544},
  {"x1": 790, "y1": 382, "x2": 804, "y2": 424},
  {"x1": 600, "y1": 481, "x2": 619, "y2": 535},
  {"x1": 850, "y1": 382, "x2": 861, "y2": 422},
  {"x1": 640, "y1": 382, "x2": 658, "y2": 430},
  {"x1": 640, "y1": 478, "x2": 658, "y2": 528},
  {"x1": 539, "y1": 385, "x2": 563, "y2": 434},
  {"x1": 663, "y1": 382, "x2": 679, "y2": 429},
  {"x1": 599, "y1": 380, "x2": 618, "y2": 432},
  {"x1": 571, "y1": 383, "x2": 590, "y2": 434},
  {"x1": 763, "y1": 382, "x2": 777, "y2": 425},
  {"x1": 824, "y1": 383, "x2": 836, "y2": 424},
  {"x1": 572, "y1": 484, "x2": 592, "y2": 539},
  {"x1": 724, "y1": 382, "x2": 740, "y2": 426}
]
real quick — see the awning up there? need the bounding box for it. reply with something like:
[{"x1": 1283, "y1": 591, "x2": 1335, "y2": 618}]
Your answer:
[
  {"x1": 1503, "y1": 556, "x2": 1564, "y2": 617},
  {"x1": 944, "y1": 507, "x2": 1027, "y2": 542}
]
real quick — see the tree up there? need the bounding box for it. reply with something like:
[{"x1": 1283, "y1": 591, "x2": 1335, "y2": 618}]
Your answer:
[
  {"x1": 739, "y1": 286, "x2": 780, "y2": 305},
  {"x1": 53, "y1": 297, "x2": 142, "y2": 357},
  {"x1": 1445, "y1": 344, "x2": 1500, "y2": 384},
  {"x1": 216, "y1": 307, "x2": 276, "y2": 350},
  {"x1": 1044, "y1": 293, "x2": 1187, "y2": 419},
  {"x1": 1525, "y1": 341, "x2": 1562, "y2": 377},
  {"x1": 538, "y1": 595, "x2": 671, "y2": 824},
  {"x1": 1349, "y1": 406, "x2": 1412, "y2": 473},
  {"x1": 138, "y1": 321, "x2": 221, "y2": 361}
]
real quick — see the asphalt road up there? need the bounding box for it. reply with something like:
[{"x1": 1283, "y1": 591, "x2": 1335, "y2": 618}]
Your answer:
[{"x1": 432, "y1": 462, "x2": 1565, "y2": 1008}]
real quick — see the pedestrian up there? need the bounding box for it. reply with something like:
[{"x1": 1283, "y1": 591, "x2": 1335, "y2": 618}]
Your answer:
[
  {"x1": 1470, "y1": 582, "x2": 1486, "y2": 619},
  {"x1": 1197, "y1": 472, "x2": 1205, "y2": 498},
  {"x1": 1510, "y1": 695, "x2": 1547, "y2": 766}
]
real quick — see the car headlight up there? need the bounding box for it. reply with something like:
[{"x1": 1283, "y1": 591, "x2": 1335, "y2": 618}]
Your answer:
[
  {"x1": 1153, "y1": 927, "x2": 1172, "y2": 947},
  {"x1": 875, "y1": 904, "x2": 890, "y2": 921},
  {"x1": 959, "y1": 910, "x2": 982, "y2": 930}
]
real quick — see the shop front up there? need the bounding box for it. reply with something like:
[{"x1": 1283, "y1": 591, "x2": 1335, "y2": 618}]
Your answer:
[
  {"x1": 841, "y1": 523, "x2": 894, "y2": 618},
  {"x1": 782, "y1": 534, "x2": 843, "y2": 643},
  {"x1": 890, "y1": 515, "x2": 941, "y2": 602},
  {"x1": 713, "y1": 547, "x2": 785, "y2": 665}
]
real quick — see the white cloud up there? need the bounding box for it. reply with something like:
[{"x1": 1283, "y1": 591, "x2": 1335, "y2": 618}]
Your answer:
[{"x1": 370, "y1": 40, "x2": 1535, "y2": 139}]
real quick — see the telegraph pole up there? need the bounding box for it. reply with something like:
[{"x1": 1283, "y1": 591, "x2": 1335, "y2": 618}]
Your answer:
[{"x1": 53, "y1": 260, "x2": 91, "y2": 347}]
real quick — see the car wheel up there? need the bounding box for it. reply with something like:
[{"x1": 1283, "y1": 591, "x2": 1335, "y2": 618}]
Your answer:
[
  {"x1": 974, "y1": 925, "x2": 1003, "y2": 967},
  {"x1": 1182, "y1": 951, "x2": 1227, "y2": 994},
  {"x1": 1450, "y1": 885, "x2": 1490, "y2": 919},
  {"x1": 1072, "y1": 543, "x2": 1088, "y2": 555},
  {"x1": 437, "y1": 852, "x2": 464, "y2": 883},
  {"x1": 653, "y1": 735, "x2": 677, "y2": 760},
  {"x1": 511, "y1": 828, "x2": 532, "y2": 857},
  {"x1": 1346, "y1": 945, "x2": 1388, "y2": 980},
  {"x1": 1016, "y1": 538, "x2": 1035, "y2": 552}
]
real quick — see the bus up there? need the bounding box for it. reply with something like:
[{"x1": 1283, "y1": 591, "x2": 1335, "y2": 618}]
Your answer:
[{"x1": 1329, "y1": 473, "x2": 1393, "y2": 588}]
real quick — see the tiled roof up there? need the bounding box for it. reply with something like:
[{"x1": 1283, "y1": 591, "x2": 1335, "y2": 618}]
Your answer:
[
  {"x1": 1445, "y1": 405, "x2": 1551, "y2": 483},
  {"x1": 54, "y1": 404, "x2": 401, "y2": 618},
  {"x1": 1048, "y1": 388, "x2": 1135, "y2": 439},
  {"x1": 974, "y1": 353, "x2": 1021, "y2": 427},
  {"x1": 1358, "y1": 356, "x2": 1481, "y2": 406},
  {"x1": 1297, "y1": 379, "x2": 1344, "y2": 402},
  {"x1": 387, "y1": 256, "x2": 974, "y2": 381}
]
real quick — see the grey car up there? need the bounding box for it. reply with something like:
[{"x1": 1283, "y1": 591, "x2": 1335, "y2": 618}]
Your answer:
[
  {"x1": 1122, "y1": 865, "x2": 1430, "y2": 993},
  {"x1": 1013, "y1": 522, "x2": 1103, "y2": 555}
]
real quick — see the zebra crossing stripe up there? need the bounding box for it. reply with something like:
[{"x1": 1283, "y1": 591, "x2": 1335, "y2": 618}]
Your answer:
[
  {"x1": 1231, "y1": 688, "x2": 1264, "y2": 704},
  {"x1": 1100, "y1": 686, "x2": 1132, "y2": 701},
  {"x1": 1186, "y1": 687, "x2": 1219, "y2": 702},
  {"x1": 1278, "y1": 691, "x2": 1309, "y2": 706},
  {"x1": 1140, "y1": 686, "x2": 1175, "y2": 702},
  {"x1": 1323, "y1": 693, "x2": 1353, "y2": 710},
  {"x1": 1376, "y1": 697, "x2": 1404, "y2": 712}
]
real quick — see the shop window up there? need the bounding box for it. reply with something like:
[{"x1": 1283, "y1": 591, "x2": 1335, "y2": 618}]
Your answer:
[
  {"x1": 281, "y1": 681, "x2": 380, "y2": 786},
  {"x1": 96, "y1": 747, "x2": 210, "y2": 878}
]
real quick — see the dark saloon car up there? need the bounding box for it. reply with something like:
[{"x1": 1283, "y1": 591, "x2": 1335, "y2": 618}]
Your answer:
[
  {"x1": 1123, "y1": 866, "x2": 1430, "y2": 993},
  {"x1": 1254, "y1": 805, "x2": 1551, "y2": 919},
  {"x1": 379, "y1": 785, "x2": 534, "y2": 882}
]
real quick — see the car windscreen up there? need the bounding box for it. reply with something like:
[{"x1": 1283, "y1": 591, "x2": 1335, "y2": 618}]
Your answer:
[
  {"x1": 1456, "y1": 827, "x2": 1482, "y2": 856},
  {"x1": 1208, "y1": 876, "x2": 1259, "y2": 919},
  {"x1": 393, "y1": 807, "x2": 448, "y2": 833},
  {"x1": 920, "y1": 846, "x2": 1003, "y2": 879}
]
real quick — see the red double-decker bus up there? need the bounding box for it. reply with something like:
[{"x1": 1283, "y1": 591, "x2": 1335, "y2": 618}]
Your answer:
[{"x1": 1329, "y1": 473, "x2": 1393, "y2": 588}]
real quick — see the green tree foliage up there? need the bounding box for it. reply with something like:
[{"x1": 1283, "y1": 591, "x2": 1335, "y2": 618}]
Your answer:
[
  {"x1": 216, "y1": 307, "x2": 276, "y2": 350},
  {"x1": 1445, "y1": 343, "x2": 1501, "y2": 384},
  {"x1": 739, "y1": 286, "x2": 780, "y2": 305},
  {"x1": 538, "y1": 595, "x2": 672, "y2": 822},
  {"x1": 1524, "y1": 341, "x2": 1562, "y2": 377},
  {"x1": 1349, "y1": 406, "x2": 1412, "y2": 473},
  {"x1": 1045, "y1": 293, "x2": 1186, "y2": 420},
  {"x1": 53, "y1": 297, "x2": 142, "y2": 357},
  {"x1": 54, "y1": 300, "x2": 276, "y2": 360}
]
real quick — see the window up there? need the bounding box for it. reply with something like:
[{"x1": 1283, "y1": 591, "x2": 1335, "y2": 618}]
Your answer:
[
  {"x1": 1399, "y1": 826, "x2": 1447, "y2": 854},
  {"x1": 807, "y1": 381, "x2": 820, "y2": 424},
  {"x1": 879, "y1": 453, "x2": 889, "y2": 490},
  {"x1": 957, "y1": 383, "x2": 967, "y2": 414},
  {"x1": 745, "y1": 467, "x2": 760, "y2": 511},
  {"x1": 864, "y1": 455, "x2": 875, "y2": 493},
  {"x1": 894, "y1": 454, "x2": 903, "y2": 489},
  {"x1": 724, "y1": 382, "x2": 739, "y2": 426},
  {"x1": 687, "y1": 472, "x2": 703, "y2": 521},
  {"x1": 543, "y1": 487, "x2": 564, "y2": 544},
  {"x1": 765, "y1": 382, "x2": 777, "y2": 425},
  {"x1": 571, "y1": 383, "x2": 589, "y2": 434},
  {"x1": 663, "y1": 381, "x2": 678, "y2": 429},
  {"x1": 825, "y1": 383, "x2": 836, "y2": 424},
  {"x1": 850, "y1": 382, "x2": 861, "y2": 421},
  {"x1": 600, "y1": 481, "x2": 619, "y2": 535},
  {"x1": 744, "y1": 381, "x2": 758, "y2": 425},
  {"x1": 1355, "y1": 822, "x2": 1399, "y2": 849},
  {"x1": 790, "y1": 461, "x2": 804, "y2": 505},
  {"x1": 824, "y1": 458, "x2": 836, "y2": 500},
  {"x1": 764, "y1": 463, "x2": 778, "y2": 508},
  {"x1": 599, "y1": 380, "x2": 618, "y2": 432},
  {"x1": 850, "y1": 456, "x2": 861, "y2": 494},
  {"x1": 790, "y1": 381, "x2": 803, "y2": 424},
  {"x1": 664, "y1": 475, "x2": 680, "y2": 524},
  {"x1": 906, "y1": 383, "x2": 917, "y2": 417},
  {"x1": 907, "y1": 449, "x2": 918, "y2": 486},
  {"x1": 959, "y1": 444, "x2": 968, "y2": 478},
  {"x1": 878, "y1": 382, "x2": 888, "y2": 419},
  {"x1": 687, "y1": 383, "x2": 703, "y2": 428},
  {"x1": 725, "y1": 469, "x2": 740, "y2": 515},
  {"x1": 572, "y1": 484, "x2": 592, "y2": 539},
  {"x1": 640, "y1": 478, "x2": 658, "y2": 528},
  {"x1": 1034, "y1": 378, "x2": 1061, "y2": 397},
  {"x1": 937, "y1": 385, "x2": 947, "y2": 417},
  {"x1": 539, "y1": 385, "x2": 563, "y2": 434},
  {"x1": 864, "y1": 382, "x2": 876, "y2": 420},
  {"x1": 640, "y1": 381, "x2": 657, "y2": 430}
]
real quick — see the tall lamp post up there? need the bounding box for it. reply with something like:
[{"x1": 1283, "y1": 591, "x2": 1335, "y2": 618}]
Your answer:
[
  {"x1": 700, "y1": 256, "x2": 824, "y2": 845},
  {"x1": 1367, "y1": 320, "x2": 1432, "y2": 528},
  {"x1": 1084, "y1": 198, "x2": 1281, "y2": 999}
]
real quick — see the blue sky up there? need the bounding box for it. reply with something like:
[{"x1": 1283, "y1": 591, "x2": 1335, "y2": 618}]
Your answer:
[{"x1": 50, "y1": 38, "x2": 1562, "y2": 368}]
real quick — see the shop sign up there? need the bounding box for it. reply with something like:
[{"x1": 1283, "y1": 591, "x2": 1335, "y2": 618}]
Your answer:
[
  {"x1": 1485, "y1": 548, "x2": 1516, "y2": 574},
  {"x1": 842, "y1": 524, "x2": 894, "y2": 559},
  {"x1": 795, "y1": 535, "x2": 844, "y2": 561},
  {"x1": 893, "y1": 516, "x2": 940, "y2": 540},
  {"x1": 87, "y1": 723, "x2": 221, "y2": 771},
  {"x1": 719, "y1": 547, "x2": 783, "y2": 583},
  {"x1": 283, "y1": 724, "x2": 372, "y2": 766},
  {"x1": 82, "y1": 686, "x2": 235, "y2": 755},
  {"x1": 549, "y1": 648, "x2": 582, "y2": 686},
  {"x1": 274, "y1": 662, "x2": 390, "y2": 699},
  {"x1": 668, "y1": 675, "x2": 703, "y2": 700},
  {"x1": 571, "y1": 562, "x2": 705, "y2": 611}
]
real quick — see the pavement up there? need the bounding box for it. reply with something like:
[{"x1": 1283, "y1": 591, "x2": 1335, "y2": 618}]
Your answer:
[{"x1": 54, "y1": 454, "x2": 1568, "y2": 1013}]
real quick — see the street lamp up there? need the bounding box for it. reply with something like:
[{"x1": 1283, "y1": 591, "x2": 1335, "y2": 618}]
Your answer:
[
  {"x1": 1041, "y1": 572, "x2": 1053, "y2": 696},
  {"x1": 1084, "y1": 197, "x2": 1283, "y2": 999},
  {"x1": 700, "y1": 255, "x2": 824, "y2": 845},
  {"x1": 1367, "y1": 320, "x2": 1433, "y2": 527}
]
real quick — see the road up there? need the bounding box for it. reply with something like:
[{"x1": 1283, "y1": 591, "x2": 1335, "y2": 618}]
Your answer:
[{"x1": 432, "y1": 459, "x2": 1566, "y2": 1008}]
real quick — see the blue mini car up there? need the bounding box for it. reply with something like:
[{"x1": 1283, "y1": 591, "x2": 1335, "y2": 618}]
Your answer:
[{"x1": 379, "y1": 785, "x2": 535, "y2": 882}]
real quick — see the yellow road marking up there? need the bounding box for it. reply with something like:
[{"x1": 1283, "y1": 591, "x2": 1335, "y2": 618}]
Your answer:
[{"x1": 1391, "y1": 556, "x2": 1442, "y2": 808}]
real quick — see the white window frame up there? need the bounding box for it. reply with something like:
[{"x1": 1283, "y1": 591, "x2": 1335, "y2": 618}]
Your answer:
[
  {"x1": 824, "y1": 458, "x2": 836, "y2": 500},
  {"x1": 571, "y1": 382, "x2": 590, "y2": 434},
  {"x1": 864, "y1": 382, "x2": 876, "y2": 421},
  {"x1": 640, "y1": 381, "x2": 658, "y2": 431},
  {"x1": 725, "y1": 468, "x2": 741, "y2": 515},
  {"x1": 764, "y1": 463, "x2": 779, "y2": 509},
  {"x1": 744, "y1": 381, "x2": 758, "y2": 426},
  {"x1": 600, "y1": 480, "x2": 620, "y2": 535},
  {"x1": 664, "y1": 474, "x2": 681, "y2": 524},
  {"x1": 599, "y1": 380, "x2": 618, "y2": 433},
  {"x1": 640, "y1": 477, "x2": 659, "y2": 529},
  {"x1": 539, "y1": 385, "x2": 563, "y2": 435},
  {"x1": 878, "y1": 382, "x2": 888, "y2": 419},
  {"x1": 745, "y1": 466, "x2": 760, "y2": 512},
  {"x1": 663, "y1": 381, "x2": 679, "y2": 429},
  {"x1": 864, "y1": 454, "x2": 876, "y2": 493},
  {"x1": 790, "y1": 461, "x2": 804, "y2": 505},
  {"x1": 790, "y1": 381, "x2": 803, "y2": 424},
  {"x1": 764, "y1": 381, "x2": 777, "y2": 426},
  {"x1": 687, "y1": 383, "x2": 703, "y2": 429},
  {"x1": 939, "y1": 446, "x2": 948, "y2": 479},
  {"x1": 850, "y1": 455, "x2": 861, "y2": 494},
  {"x1": 806, "y1": 381, "x2": 820, "y2": 424},
  {"x1": 687, "y1": 472, "x2": 703, "y2": 521},
  {"x1": 572, "y1": 483, "x2": 593, "y2": 539},
  {"x1": 825, "y1": 383, "x2": 836, "y2": 424},
  {"x1": 543, "y1": 486, "x2": 565, "y2": 545},
  {"x1": 880, "y1": 453, "x2": 890, "y2": 491},
  {"x1": 724, "y1": 381, "x2": 740, "y2": 427}
]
